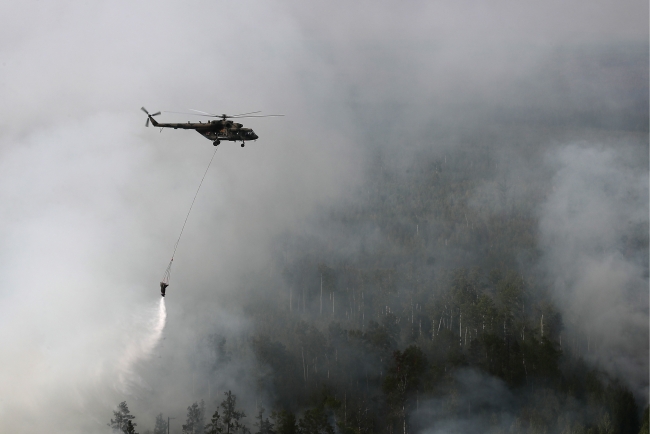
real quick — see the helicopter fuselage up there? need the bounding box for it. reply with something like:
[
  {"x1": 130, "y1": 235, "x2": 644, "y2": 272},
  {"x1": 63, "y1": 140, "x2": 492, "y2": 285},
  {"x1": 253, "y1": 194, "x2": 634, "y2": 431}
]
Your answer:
[{"x1": 148, "y1": 116, "x2": 258, "y2": 143}]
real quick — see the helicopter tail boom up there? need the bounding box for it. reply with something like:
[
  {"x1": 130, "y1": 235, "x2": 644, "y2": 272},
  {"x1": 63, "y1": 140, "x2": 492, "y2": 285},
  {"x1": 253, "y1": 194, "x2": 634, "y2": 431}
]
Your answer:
[{"x1": 148, "y1": 115, "x2": 160, "y2": 127}]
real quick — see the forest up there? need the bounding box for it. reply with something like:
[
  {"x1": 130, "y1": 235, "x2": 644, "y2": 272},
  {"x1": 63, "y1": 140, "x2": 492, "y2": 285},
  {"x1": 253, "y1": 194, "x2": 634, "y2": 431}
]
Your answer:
[{"x1": 112, "y1": 119, "x2": 648, "y2": 434}]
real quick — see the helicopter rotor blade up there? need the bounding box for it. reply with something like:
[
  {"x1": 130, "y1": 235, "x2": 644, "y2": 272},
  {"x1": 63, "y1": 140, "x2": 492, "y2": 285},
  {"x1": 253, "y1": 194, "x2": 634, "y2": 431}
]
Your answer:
[
  {"x1": 150, "y1": 111, "x2": 161, "y2": 116},
  {"x1": 188, "y1": 108, "x2": 219, "y2": 116},
  {"x1": 165, "y1": 110, "x2": 215, "y2": 117},
  {"x1": 230, "y1": 114, "x2": 285, "y2": 118},
  {"x1": 230, "y1": 110, "x2": 262, "y2": 117},
  {"x1": 141, "y1": 107, "x2": 149, "y2": 115},
  {"x1": 146, "y1": 118, "x2": 150, "y2": 127},
  {"x1": 159, "y1": 110, "x2": 284, "y2": 120},
  {"x1": 184, "y1": 109, "x2": 264, "y2": 118}
]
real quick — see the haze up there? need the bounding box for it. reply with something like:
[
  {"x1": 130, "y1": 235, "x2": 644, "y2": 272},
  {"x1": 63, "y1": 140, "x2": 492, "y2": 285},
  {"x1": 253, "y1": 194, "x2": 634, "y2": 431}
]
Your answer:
[{"x1": 0, "y1": 1, "x2": 647, "y2": 433}]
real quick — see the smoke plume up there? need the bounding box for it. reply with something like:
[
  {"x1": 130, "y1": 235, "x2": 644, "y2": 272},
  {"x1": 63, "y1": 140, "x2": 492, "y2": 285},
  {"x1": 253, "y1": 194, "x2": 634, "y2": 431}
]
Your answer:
[{"x1": 539, "y1": 143, "x2": 649, "y2": 399}]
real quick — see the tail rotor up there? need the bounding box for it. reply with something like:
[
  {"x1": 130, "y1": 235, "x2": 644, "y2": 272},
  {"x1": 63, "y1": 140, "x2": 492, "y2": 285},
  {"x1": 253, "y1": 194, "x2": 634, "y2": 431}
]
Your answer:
[{"x1": 141, "y1": 107, "x2": 161, "y2": 127}]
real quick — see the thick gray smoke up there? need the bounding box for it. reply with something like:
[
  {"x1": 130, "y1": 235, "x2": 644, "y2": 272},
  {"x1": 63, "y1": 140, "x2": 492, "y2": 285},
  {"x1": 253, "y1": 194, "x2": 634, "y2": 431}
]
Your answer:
[
  {"x1": 0, "y1": 0, "x2": 646, "y2": 432},
  {"x1": 539, "y1": 143, "x2": 649, "y2": 399}
]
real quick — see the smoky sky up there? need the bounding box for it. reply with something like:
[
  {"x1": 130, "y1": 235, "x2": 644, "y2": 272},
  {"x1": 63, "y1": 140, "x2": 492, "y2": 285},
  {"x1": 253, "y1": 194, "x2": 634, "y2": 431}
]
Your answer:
[{"x1": 0, "y1": 1, "x2": 647, "y2": 432}]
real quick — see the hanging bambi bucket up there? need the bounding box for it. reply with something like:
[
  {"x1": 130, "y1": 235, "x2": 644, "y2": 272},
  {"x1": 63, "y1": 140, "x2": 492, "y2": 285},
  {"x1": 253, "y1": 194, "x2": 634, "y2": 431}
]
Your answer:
[{"x1": 160, "y1": 259, "x2": 172, "y2": 297}]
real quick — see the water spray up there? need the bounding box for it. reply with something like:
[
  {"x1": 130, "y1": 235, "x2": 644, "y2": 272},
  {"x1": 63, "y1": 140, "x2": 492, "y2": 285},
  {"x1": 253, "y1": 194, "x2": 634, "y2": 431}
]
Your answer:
[{"x1": 116, "y1": 298, "x2": 167, "y2": 393}]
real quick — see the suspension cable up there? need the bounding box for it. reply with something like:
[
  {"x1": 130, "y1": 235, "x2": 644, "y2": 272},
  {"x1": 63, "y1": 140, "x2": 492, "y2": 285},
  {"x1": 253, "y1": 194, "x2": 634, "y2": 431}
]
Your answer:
[{"x1": 161, "y1": 147, "x2": 218, "y2": 285}]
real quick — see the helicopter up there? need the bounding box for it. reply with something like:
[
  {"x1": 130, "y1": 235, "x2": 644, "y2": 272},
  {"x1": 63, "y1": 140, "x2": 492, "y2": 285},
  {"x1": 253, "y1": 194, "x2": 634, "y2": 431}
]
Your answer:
[{"x1": 141, "y1": 107, "x2": 283, "y2": 147}]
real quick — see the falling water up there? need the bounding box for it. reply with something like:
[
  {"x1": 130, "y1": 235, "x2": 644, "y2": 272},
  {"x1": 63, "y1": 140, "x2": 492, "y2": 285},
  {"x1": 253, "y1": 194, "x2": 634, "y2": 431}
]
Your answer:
[
  {"x1": 143, "y1": 298, "x2": 167, "y2": 355},
  {"x1": 115, "y1": 298, "x2": 167, "y2": 393}
]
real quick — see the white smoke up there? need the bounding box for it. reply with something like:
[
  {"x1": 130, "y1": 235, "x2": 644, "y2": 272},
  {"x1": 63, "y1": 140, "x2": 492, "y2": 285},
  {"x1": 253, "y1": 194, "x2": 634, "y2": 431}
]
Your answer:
[
  {"x1": 115, "y1": 298, "x2": 167, "y2": 394},
  {"x1": 539, "y1": 142, "x2": 649, "y2": 400}
]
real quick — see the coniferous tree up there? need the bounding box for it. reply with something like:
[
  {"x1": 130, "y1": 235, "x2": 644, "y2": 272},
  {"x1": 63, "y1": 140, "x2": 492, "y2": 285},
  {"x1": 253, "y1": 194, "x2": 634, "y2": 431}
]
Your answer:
[
  {"x1": 109, "y1": 401, "x2": 137, "y2": 434},
  {"x1": 254, "y1": 408, "x2": 275, "y2": 434},
  {"x1": 182, "y1": 400, "x2": 205, "y2": 434},
  {"x1": 153, "y1": 413, "x2": 168, "y2": 434},
  {"x1": 220, "y1": 391, "x2": 248, "y2": 434},
  {"x1": 205, "y1": 408, "x2": 224, "y2": 434},
  {"x1": 639, "y1": 406, "x2": 649, "y2": 434},
  {"x1": 271, "y1": 410, "x2": 297, "y2": 434},
  {"x1": 125, "y1": 420, "x2": 138, "y2": 434},
  {"x1": 297, "y1": 407, "x2": 333, "y2": 434},
  {"x1": 383, "y1": 346, "x2": 427, "y2": 432}
]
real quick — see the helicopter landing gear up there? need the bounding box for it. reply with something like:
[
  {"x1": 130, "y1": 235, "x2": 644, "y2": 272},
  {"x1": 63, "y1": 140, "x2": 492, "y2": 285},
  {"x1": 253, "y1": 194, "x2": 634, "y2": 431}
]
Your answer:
[
  {"x1": 241, "y1": 142, "x2": 245, "y2": 147},
  {"x1": 213, "y1": 140, "x2": 220, "y2": 146}
]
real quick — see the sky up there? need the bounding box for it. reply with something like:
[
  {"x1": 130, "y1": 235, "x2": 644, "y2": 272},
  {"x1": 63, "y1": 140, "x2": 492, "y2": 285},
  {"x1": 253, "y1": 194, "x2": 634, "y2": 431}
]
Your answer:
[{"x1": 0, "y1": 1, "x2": 647, "y2": 432}]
